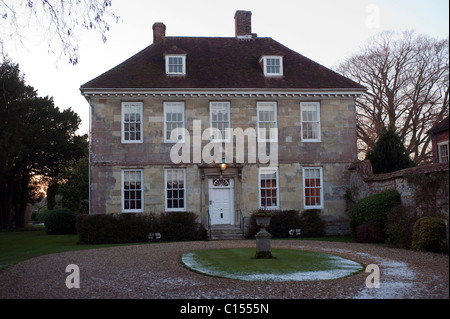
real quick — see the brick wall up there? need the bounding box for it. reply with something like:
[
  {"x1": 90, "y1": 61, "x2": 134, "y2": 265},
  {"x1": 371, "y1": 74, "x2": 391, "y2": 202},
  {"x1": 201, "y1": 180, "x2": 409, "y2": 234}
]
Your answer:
[{"x1": 349, "y1": 160, "x2": 449, "y2": 222}]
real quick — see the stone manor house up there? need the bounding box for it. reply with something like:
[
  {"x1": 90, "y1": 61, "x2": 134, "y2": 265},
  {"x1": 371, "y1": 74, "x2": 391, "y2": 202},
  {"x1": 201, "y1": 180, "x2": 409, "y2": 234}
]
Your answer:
[{"x1": 80, "y1": 11, "x2": 365, "y2": 236}]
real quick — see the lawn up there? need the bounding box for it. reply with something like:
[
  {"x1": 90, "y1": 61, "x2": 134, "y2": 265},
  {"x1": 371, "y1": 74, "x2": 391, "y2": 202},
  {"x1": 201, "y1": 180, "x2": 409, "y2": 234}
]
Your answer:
[
  {"x1": 0, "y1": 226, "x2": 132, "y2": 270},
  {"x1": 0, "y1": 226, "x2": 354, "y2": 271},
  {"x1": 181, "y1": 248, "x2": 363, "y2": 281}
]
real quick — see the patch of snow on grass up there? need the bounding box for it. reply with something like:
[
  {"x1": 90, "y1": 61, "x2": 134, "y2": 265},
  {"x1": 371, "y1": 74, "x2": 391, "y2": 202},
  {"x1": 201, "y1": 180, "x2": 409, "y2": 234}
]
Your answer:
[{"x1": 181, "y1": 251, "x2": 363, "y2": 282}]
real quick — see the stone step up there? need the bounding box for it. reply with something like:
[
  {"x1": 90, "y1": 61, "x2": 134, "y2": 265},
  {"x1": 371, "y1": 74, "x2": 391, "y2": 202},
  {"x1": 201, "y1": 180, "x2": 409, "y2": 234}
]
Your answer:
[{"x1": 209, "y1": 225, "x2": 244, "y2": 240}]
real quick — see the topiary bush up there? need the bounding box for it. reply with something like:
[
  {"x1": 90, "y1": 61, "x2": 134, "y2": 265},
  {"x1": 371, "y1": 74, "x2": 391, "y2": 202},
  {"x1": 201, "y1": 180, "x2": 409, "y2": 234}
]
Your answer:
[
  {"x1": 356, "y1": 222, "x2": 384, "y2": 243},
  {"x1": 412, "y1": 217, "x2": 447, "y2": 253},
  {"x1": 350, "y1": 190, "x2": 401, "y2": 241},
  {"x1": 44, "y1": 208, "x2": 77, "y2": 235},
  {"x1": 299, "y1": 210, "x2": 326, "y2": 237}
]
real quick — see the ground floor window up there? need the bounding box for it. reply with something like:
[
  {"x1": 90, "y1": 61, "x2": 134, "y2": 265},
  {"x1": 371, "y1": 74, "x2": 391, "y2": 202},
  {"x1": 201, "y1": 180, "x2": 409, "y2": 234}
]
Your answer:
[
  {"x1": 258, "y1": 167, "x2": 279, "y2": 209},
  {"x1": 165, "y1": 168, "x2": 186, "y2": 211},
  {"x1": 303, "y1": 167, "x2": 323, "y2": 209},
  {"x1": 122, "y1": 169, "x2": 143, "y2": 212}
]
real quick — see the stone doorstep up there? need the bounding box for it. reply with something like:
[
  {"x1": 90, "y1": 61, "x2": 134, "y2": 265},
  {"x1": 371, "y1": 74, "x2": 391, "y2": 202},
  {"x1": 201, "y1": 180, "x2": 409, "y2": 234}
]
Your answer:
[{"x1": 209, "y1": 225, "x2": 244, "y2": 240}]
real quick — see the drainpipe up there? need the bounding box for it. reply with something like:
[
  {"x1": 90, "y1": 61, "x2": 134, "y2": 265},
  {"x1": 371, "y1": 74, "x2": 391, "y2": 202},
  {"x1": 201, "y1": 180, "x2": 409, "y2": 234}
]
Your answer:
[{"x1": 88, "y1": 98, "x2": 92, "y2": 215}]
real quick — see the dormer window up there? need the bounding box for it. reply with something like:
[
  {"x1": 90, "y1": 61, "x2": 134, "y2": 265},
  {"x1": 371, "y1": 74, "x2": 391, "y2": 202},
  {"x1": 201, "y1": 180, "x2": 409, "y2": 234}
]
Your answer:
[
  {"x1": 165, "y1": 55, "x2": 186, "y2": 75},
  {"x1": 260, "y1": 56, "x2": 283, "y2": 77}
]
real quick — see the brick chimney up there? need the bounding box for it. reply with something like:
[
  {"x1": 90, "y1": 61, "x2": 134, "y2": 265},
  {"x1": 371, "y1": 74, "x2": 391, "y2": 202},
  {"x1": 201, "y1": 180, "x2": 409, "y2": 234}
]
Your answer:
[
  {"x1": 153, "y1": 22, "x2": 166, "y2": 43},
  {"x1": 234, "y1": 11, "x2": 252, "y2": 38}
]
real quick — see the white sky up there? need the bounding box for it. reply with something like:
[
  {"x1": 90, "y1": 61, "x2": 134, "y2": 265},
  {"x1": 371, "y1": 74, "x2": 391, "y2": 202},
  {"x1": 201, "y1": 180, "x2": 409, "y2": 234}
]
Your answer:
[{"x1": 2, "y1": 0, "x2": 449, "y2": 135}]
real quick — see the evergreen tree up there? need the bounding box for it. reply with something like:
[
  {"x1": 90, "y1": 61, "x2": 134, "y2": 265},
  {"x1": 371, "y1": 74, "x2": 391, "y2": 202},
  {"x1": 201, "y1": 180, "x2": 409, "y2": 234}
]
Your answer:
[
  {"x1": 366, "y1": 126, "x2": 416, "y2": 174},
  {"x1": 0, "y1": 60, "x2": 84, "y2": 229}
]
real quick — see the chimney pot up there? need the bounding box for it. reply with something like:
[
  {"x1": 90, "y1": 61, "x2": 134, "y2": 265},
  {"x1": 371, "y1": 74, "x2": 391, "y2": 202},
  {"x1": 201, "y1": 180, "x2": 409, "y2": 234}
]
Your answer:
[
  {"x1": 234, "y1": 11, "x2": 252, "y2": 38},
  {"x1": 153, "y1": 22, "x2": 166, "y2": 43}
]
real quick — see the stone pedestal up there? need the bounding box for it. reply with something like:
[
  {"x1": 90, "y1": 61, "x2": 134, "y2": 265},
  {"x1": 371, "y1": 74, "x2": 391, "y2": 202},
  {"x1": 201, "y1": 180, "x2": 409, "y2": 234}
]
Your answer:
[{"x1": 254, "y1": 216, "x2": 274, "y2": 259}]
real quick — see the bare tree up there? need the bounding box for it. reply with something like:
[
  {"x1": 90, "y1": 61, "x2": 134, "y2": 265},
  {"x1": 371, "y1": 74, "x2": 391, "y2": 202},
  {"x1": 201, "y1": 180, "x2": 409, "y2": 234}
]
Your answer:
[
  {"x1": 1, "y1": 0, "x2": 119, "y2": 64},
  {"x1": 338, "y1": 31, "x2": 449, "y2": 163}
]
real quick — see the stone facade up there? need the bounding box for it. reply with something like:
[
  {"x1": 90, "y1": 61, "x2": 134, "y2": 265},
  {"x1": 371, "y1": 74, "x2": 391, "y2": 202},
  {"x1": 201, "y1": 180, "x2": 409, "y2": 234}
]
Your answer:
[
  {"x1": 89, "y1": 95, "x2": 358, "y2": 229},
  {"x1": 82, "y1": 11, "x2": 365, "y2": 236}
]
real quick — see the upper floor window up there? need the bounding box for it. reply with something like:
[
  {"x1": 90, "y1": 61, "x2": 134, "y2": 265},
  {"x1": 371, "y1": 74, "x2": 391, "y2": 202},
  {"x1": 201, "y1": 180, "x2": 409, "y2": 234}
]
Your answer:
[
  {"x1": 164, "y1": 102, "x2": 185, "y2": 143},
  {"x1": 210, "y1": 102, "x2": 231, "y2": 142},
  {"x1": 438, "y1": 141, "x2": 449, "y2": 163},
  {"x1": 122, "y1": 102, "x2": 143, "y2": 143},
  {"x1": 301, "y1": 102, "x2": 321, "y2": 142},
  {"x1": 260, "y1": 56, "x2": 283, "y2": 77},
  {"x1": 257, "y1": 102, "x2": 278, "y2": 142},
  {"x1": 165, "y1": 55, "x2": 186, "y2": 75}
]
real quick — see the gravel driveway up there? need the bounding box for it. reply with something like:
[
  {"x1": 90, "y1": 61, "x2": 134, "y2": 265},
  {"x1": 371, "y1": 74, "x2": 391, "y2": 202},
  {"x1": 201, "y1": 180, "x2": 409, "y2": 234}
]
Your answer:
[{"x1": 0, "y1": 240, "x2": 448, "y2": 299}]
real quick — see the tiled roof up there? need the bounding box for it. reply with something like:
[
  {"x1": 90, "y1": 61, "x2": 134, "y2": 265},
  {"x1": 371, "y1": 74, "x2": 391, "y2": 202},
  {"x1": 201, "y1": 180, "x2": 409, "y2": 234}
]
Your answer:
[
  {"x1": 81, "y1": 37, "x2": 365, "y2": 91},
  {"x1": 428, "y1": 116, "x2": 449, "y2": 134}
]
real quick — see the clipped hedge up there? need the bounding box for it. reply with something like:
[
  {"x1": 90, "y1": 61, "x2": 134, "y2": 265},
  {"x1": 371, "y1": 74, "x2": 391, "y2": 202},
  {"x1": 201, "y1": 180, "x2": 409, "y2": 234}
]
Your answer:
[
  {"x1": 160, "y1": 212, "x2": 206, "y2": 242},
  {"x1": 412, "y1": 217, "x2": 447, "y2": 253},
  {"x1": 350, "y1": 190, "x2": 401, "y2": 240},
  {"x1": 247, "y1": 210, "x2": 301, "y2": 238},
  {"x1": 76, "y1": 212, "x2": 206, "y2": 244},
  {"x1": 246, "y1": 209, "x2": 326, "y2": 238},
  {"x1": 299, "y1": 209, "x2": 326, "y2": 237},
  {"x1": 44, "y1": 208, "x2": 77, "y2": 235}
]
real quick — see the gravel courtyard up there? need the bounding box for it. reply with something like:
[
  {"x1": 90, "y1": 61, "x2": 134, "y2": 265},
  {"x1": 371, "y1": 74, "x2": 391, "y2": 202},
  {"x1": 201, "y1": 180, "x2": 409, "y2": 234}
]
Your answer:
[{"x1": 0, "y1": 240, "x2": 448, "y2": 299}]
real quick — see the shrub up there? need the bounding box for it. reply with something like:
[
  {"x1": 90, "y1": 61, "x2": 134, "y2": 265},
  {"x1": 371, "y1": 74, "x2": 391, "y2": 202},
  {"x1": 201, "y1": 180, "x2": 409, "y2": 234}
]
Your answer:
[
  {"x1": 412, "y1": 217, "x2": 447, "y2": 253},
  {"x1": 268, "y1": 210, "x2": 301, "y2": 238},
  {"x1": 386, "y1": 205, "x2": 416, "y2": 248},
  {"x1": 76, "y1": 212, "x2": 205, "y2": 244},
  {"x1": 356, "y1": 222, "x2": 384, "y2": 243},
  {"x1": 246, "y1": 210, "x2": 302, "y2": 238},
  {"x1": 299, "y1": 210, "x2": 326, "y2": 237},
  {"x1": 350, "y1": 190, "x2": 401, "y2": 240},
  {"x1": 77, "y1": 214, "x2": 121, "y2": 244},
  {"x1": 160, "y1": 211, "x2": 206, "y2": 242},
  {"x1": 44, "y1": 208, "x2": 77, "y2": 235},
  {"x1": 34, "y1": 208, "x2": 53, "y2": 224}
]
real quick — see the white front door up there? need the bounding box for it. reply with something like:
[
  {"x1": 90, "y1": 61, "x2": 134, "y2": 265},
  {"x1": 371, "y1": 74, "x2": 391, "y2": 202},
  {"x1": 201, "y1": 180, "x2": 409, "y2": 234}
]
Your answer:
[{"x1": 209, "y1": 178, "x2": 234, "y2": 225}]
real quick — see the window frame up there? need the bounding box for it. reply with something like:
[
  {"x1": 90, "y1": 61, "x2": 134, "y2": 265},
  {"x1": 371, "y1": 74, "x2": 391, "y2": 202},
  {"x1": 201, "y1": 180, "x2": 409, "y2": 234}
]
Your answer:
[
  {"x1": 164, "y1": 102, "x2": 186, "y2": 143},
  {"x1": 121, "y1": 102, "x2": 143, "y2": 144},
  {"x1": 209, "y1": 102, "x2": 231, "y2": 142},
  {"x1": 258, "y1": 167, "x2": 280, "y2": 209},
  {"x1": 302, "y1": 167, "x2": 324, "y2": 209},
  {"x1": 165, "y1": 55, "x2": 186, "y2": 75},
  {"x1": 300, "y1": 102, "x2": 321, "y2": 143},
  {"x1": 164, "y1": 168, "x2": 187, "y2": 212},
  {"x1": 261, "y1": 56, "x2": 283, "y2": 77},
  {"x1": 438, "y1": 141, "x2": 449, "y2": 163},
  {"x1": 257, "y1": 102, "x2": 278, "y2": 142},
  {"x1": 121, "y1": 169, "x2": 144, "y2": 213}
]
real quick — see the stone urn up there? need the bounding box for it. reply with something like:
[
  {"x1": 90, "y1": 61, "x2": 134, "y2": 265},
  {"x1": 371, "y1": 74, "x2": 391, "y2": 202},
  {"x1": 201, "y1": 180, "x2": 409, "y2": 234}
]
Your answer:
[
  {"x1": 255, "y1": 216, "x2": 271, "y2": 229},
  {"x1": 254, "y1": 214, "x2": 274, "y2": 259}
]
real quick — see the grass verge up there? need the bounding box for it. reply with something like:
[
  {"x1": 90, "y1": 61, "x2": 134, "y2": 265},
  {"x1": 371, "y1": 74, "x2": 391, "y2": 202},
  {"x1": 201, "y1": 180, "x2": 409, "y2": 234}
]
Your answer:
[{"x1": 0, "y1": 226, "x2": 133, "y2": 270}]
